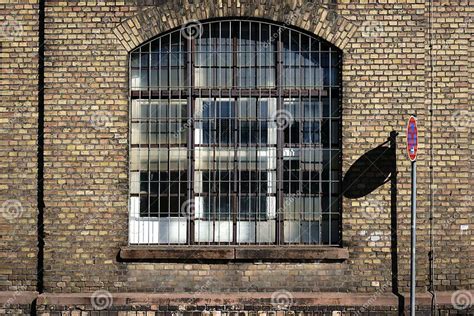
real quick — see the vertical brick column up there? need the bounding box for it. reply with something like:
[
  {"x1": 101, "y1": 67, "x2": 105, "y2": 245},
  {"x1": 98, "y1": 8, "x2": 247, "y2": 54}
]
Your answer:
[
  {"x1": 428, "y1": 0, "x2": 473, "y2": 291},
  {"x1": 0, "y1": 0, "x2": 40, "y2": 292}
]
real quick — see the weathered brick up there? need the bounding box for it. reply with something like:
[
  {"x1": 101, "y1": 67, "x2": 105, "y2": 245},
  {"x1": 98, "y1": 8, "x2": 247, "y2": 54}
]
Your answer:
[{"x1": 0, "y1": 0, "x2": 472, "y2": 314}]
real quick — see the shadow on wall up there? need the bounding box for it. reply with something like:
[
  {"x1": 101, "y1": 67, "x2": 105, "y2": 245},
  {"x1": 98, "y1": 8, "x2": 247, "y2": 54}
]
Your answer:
[
  {"x1": 342, "y1": 131, "x2": 404, "y2": 315},
  {"x1": 342, "y1": 132, "x2": 396, "y2": 199}
]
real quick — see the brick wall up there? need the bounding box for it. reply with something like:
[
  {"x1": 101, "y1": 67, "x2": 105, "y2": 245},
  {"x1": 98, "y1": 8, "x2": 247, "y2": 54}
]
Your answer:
[
  {"x1": 0, "y1": 0, "x2": 39, "y2": 292},
  {"x1": 42, "y1": 0, "x2": 131, "y2": 293},
  {"x1": 428, "y1": 0, "x2": 473, "y2": 292},
  {"x1": 0, "y1": 0, "x2": 472, "y2": 314},
  {"x1": 339, "y1": 0, "x2": 429, "y2": 294}
]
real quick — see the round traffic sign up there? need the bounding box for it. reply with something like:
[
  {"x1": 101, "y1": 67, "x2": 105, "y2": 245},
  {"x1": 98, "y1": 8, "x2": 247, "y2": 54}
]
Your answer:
[{"x1": 407, "y1": 116, "x2": 418, "y2": 161}]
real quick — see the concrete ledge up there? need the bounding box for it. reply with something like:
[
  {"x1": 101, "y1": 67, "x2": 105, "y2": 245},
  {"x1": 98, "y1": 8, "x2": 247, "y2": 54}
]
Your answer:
[
  {"x1": 235, "y1": 247, "x2": 349, "y2": 260},
  {"x1": 120, "y1": 246, "x2": 349, "y2": 261},
  {"x1": 120, "y1": 247, "x2": 235, "y2": 260},
  {"x1": 0, "y1": 290, "x2": 467, "y2": 309},
  {"x1": 19, "y1": 291, "x2": 473, "y2": 311},
  {"x1": 402, "y1": 291, "x2": 472, "y2": 308},
  {"x1": 37, "y1": 292, "x2": 398, "y2": 307},
  {"x1": 0, "y1": 291, "x2": 38, "y2": 305}
]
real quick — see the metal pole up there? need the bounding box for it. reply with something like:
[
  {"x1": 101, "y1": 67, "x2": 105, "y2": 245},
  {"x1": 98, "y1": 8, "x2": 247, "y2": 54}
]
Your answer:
[{"x1": 410, "y1": 160, "x2": 417, "y2": 315}]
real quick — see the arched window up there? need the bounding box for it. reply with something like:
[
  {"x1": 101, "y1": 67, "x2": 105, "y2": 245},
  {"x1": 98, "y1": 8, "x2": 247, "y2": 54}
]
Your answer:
[{"x1": 129, "y1": 19, "x2": 342, "y2": 245}]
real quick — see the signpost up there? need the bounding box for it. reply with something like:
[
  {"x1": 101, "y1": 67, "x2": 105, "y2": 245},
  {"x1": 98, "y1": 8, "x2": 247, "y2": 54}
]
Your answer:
[
  {"x1": 407, "y1": 116, "x2": 418, "y2": 162},
  {"x1": 407, "y1": 115, "x2": 418, "y2": 315}
]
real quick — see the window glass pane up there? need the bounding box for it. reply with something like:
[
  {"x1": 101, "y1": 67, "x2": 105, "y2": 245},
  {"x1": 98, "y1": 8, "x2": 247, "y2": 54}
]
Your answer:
[
  {"x1": 131, "y1": 148, "x2": 187, "y2": 171},
  {"x1": 132, "y1": 100, "x2": 187, "y2": 120},
  {"x1": 257, "y1": 68, "x2": 275, "y2": 87},
  {"x1": 131, "y1": 52, "x2": 140, "y2": 67},
  {"x1": 303, "y1": 122, "x2": 320, "y2": 144},
  {"x1": 195, "y1": 148, "x2": 235, "y2": 170},
  {"x1": 159, "y1": 68, "x2": 169, "y2": 86},
  {"x1": 131, "y1": 69, "x2": 140, "y2": 89},
  {"x1": 140, "y1": 53, "x2": 149, "y2": 67},
  {"x1": 237, "y1": 148, "x2": 276, "y2": 170},
  {"x1": 283, "y1": 98, "x2": 299, "y2": 118},
  {"x1": 241, "y1": 121, "x2": 267, "y2": 144},
  {"x1": 130, "y1": 172, "x2": 141, "y2": 194},
  {"x1": 283, "y1": 196, "x2": 321, "y2": 220},
  {"x1": 199, "y1": 195, "x2": 233, "y2": 220},
  {"x1": 195, "y1": 99, "x2": 235, "y2": 144},
  {"x1": 236, "y1": 22, "x2": 276, "y2": 88},
  {"x1": 141, "y1": 195, "x2": 187, "y2": 217},
  {"x1": 195, "y1": 219, "x2": 233, "y2": 243},
  {"x1": 238, "y1": 171, "x2": 269, "y2": 193},
  {"x1": 196, "y1": 171, "x2": 234, "y2": 193},
  {"x1": 237, "y1": 219, "x2": 275, "y2": 243},
  {"x1": 322, "y1": 214, "x2": 340, "y2": 245},
  {"x1": 283, "y1": 148, "x2": 322, "y2": 194},
  {"x1": 237, "y1": 68, "x2": 255, "y2": 87},
  {"x1": 239, "y1": 196, "x2": 267, "y2": 220},
  {"x1": 331, "y1": 119, "x2": 340, "y2": 146},
  {"x1": 322, "y1": 149, "x2": 340, "y2": 179},
  {"x1": 303, "y1": 100, "x2": 322, "y2": 118},
  {"x1": 195, "y1": 23, "x2": 232, "y2": 88},
  {"x1": 284, "y1": 122, "x2": 299, "y2": 144},
  {"x1": 284, "y1": 220, "x2": 320, "y2": 244}
]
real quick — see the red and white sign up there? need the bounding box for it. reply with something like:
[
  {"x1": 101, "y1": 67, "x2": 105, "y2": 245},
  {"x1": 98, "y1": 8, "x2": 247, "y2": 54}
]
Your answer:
[{"x1": 407, "y1": 116, "x2": 418, "y2": 161}]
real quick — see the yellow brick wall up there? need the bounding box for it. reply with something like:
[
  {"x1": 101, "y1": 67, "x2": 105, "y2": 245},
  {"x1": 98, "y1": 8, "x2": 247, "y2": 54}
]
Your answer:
[
  {"x1": 0, "y1": 0, "x2": 472, "y2": 299},
  {"x1": 0, "y1": 0, "x2": 39, "y2": 292}
]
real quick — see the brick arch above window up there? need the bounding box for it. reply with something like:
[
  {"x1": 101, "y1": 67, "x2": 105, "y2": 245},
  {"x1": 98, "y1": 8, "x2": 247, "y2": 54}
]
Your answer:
[{"x1": 111, "y1": 0, "x2": 358, "y2": 53}]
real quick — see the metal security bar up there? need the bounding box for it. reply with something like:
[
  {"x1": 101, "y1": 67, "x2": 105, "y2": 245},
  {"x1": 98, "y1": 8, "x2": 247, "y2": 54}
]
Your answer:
[{"x1": 129, "y1": 19, "x2": 342, "y2": 246}]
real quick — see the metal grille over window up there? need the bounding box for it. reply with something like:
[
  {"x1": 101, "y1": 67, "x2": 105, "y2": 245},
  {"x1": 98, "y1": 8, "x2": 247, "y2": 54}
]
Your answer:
[{"x1": 129, "y1": 20, "x2": 342, "y2": 245}]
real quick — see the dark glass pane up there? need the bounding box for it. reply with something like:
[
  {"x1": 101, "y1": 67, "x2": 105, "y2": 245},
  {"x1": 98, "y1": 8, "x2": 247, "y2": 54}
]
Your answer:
[
  {"x1": 131, "y1": 52, "x2": 140, "y2": 67},
  {"x1": 159, "y1": 68, "x2": 168, "y2": 86},
  {"x1": 239, "y1": 171, "x2": 268, "y2": 193},
  {"x1": 301, "y1": 173, "x2": 320, "y2": 195},
  {"x1": 241, "y1": 121, "x2": 267, "y2": 144},
  {"x1": 202, "y1": 120, "x2": 234, "y2": 144},
  {"x1": 159, "y1": 52, "x2": 169, "y2": 65},
  {"x1": 283, "y1": 159, "x2": 300, "y2": 193},
  {"x1": 202, "y1": 171, "x2": 233, "y2": 193},
  {"x1": 203, "y1": 101, "x2": 233, "y2": 118},
  {"x1": 303, "y1": 122, "x2": 320, "y2": 144},
  {"x1": 321, "y1": 150, "x2": 340, "y2": 181},
  {"x1": 283, "y1": 159, "x2": 300, "y2": 170},
  {"x1": 303, "y1": 99, "x2": 321, "y2": 118},
  {"x1": 203, "y1": 195, "x2": 232, "y2": 220},
  {"x1": 140, "y1": 53, "x2": 149, "y2": 67},
  {"x1": 331, "y1": 120, "x2": 339, "y2": 146},
  {"x1": 284, "y1": 122, "x2": 300, "y2": 144},
  {"x1": 150, "y1": 70, "x2": 158, "y2": 87},
  {"x1": 302, "y1": 221, "x2": 320, "y2": 243},
  {"x1": 154, "y1": 196, "x2": 184, "y2": 217},
  {"x1": 321, "y1": 119, "x2": 330, "y2": 147},
  {"x1": 139, "y1": 194, "x2": 186, "y2": 217},
  {"x1": 322, "y1": 214, "x2": 340, "y2": 245},
  {"x1": 140, "y1": 69, "x2": 148, "y2": 87},
  {"x1": 141, "y1": 171, "x2": 187, "y2": 195},
  {"x1": 321, "y1": 195, "x2": 340, "y2": 214},
  {"x1": 239, "y1": 196, "x2": 267, "y2": 220}
]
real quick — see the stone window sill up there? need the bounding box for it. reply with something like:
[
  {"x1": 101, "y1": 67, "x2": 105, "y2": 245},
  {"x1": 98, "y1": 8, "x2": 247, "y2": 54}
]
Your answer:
[{"x1": 119, "y1": 246, "x2": 349, "y2": 262}]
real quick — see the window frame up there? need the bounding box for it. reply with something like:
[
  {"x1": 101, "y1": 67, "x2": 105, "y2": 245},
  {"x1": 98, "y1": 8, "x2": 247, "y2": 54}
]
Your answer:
[{"x1": 128, "y1": 19, "x2": 343, "y2": 247}]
